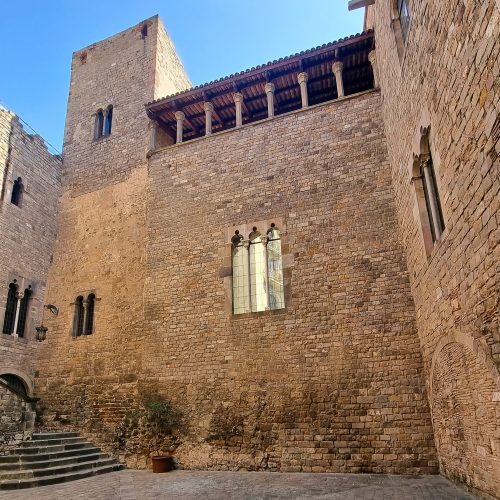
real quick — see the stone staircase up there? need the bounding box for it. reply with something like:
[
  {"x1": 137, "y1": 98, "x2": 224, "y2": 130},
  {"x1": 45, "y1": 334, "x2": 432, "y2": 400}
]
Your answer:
[{"x1": 0, "y1": 431, "x2": 124, "y2": 490}]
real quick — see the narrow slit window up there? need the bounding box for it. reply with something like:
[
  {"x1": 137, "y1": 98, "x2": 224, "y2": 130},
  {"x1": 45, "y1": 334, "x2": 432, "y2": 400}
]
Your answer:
[
  {"x1": 412, "y1": 128, "x2": 446, "y2": 257},
  {"x1": 2, "y1": 282, "x2": 18, "y2": 335},
  {"x1": 397, "y1": 0, "x2": 411, "y2": 43},
  {"x1": 104, "y1": 106, "x2": 113, "y2": 136},
  {"x1": 11, "y1": 177, "x2": 23, "y2": 206},
  {"x1": 85, "y1": 293, "x2": 95, "y2": 335},
  {"x1": 16, "y1": 287, "x2": 31, "y2": 338},
  {"x1": 74, "y1": 296, "x2": 84, "y2": 337},
  {"x1": 95, "y1": 110, "x2": 104, "y2": 139},
  {"x1": 420, "y1": 154, "x2": 445, "y2": 243}
]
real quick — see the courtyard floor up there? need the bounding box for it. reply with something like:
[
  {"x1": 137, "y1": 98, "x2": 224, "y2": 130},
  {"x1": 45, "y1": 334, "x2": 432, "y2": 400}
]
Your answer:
[{"x1": 0, "y1": 470, "x2": 474, "y2": 499}]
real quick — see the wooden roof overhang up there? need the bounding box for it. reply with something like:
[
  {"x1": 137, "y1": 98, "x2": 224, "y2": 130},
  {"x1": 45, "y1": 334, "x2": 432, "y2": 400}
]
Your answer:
[{"x1": 146, "y1": 30, "x2": 375, "y2": 142}]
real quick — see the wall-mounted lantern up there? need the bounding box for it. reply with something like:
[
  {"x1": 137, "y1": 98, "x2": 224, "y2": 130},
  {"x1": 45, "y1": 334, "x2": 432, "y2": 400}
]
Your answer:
[{"x1": 35, "y1": 304, "x2": 59, "y2": 342}]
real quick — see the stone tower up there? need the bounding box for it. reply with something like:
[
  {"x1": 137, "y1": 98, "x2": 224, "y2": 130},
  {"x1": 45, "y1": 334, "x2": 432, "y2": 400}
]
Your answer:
[{"x1": 36, "y1": 16, "x2": 190, "y2": 432}]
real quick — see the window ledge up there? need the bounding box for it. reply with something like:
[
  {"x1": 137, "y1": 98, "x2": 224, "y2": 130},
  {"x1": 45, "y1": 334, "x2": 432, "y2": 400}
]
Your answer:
[
  {"x1": 231, "y1": 308, "x2": 287, "y2": 320},
  {"x1": 1, "y1": 333, "x2": 29, "y2": 343},
  {"x1": 92, "y1": 134, "x2": 112, "y2": 144},
  {"x1": 426, "y1": 225, "x2": 449, "y2": 265}
]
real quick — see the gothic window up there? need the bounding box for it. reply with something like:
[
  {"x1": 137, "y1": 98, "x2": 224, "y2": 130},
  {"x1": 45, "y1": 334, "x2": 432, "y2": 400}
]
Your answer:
[
  {"x1": 104, "y1": 106, "x2": 113, "y2": 136},
  {"x1": 74, "y1": 296, "x2": 84, "y2": 337},
  {"x1": 11, "y1": 177, "x2": 23, "y2": 206},
  {"x1": 420, "y1": 153, "x2": 445, "y2": 243},
  {"x1": 95, "y1": 110, "x2": 104, "y2": 139},
  {"x1": 2, "y1": 282, "x2": 18, "y2": 335},
  {"x1": 231, "y1": 231, "x2": 250, "y2": 315},
  {"x1": 16, "y1": 287, "x2": 31, "y2": 338},
  {"x1": 85, "y1": 293, "x2": 95, "y2": 335},
  {"x1": 413, "y1": 128, "x2": 446, "y2": 256},
  {"x1": 266, "y1": 224, "x2": 285, "y2": 311},
  {"x1": 232, "y1": 223, "x2": 285, "y2": 315},
  {"x1": 397, "y1": 0, "x2": 411, "y2": 43}
]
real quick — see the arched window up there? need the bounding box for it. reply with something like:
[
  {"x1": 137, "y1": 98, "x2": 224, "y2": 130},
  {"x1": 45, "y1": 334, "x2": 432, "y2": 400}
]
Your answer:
[
  {"x1": 104, "y1": 106, "x2": 113, "y2": 136},
  {"x1": 2, "y1": 282, "x2": 18, "y2": 335},
  {"x1": 95, "y1": 109, "x2": 104, "y2": 139},
  {"x1": 266, "y1": 224, "x2": 285, "y2": 310},
  {"x1": 232, "y1": 231, "x2": 250, "y2": 314},
  {"x1": 73, "y1": 296, "x2": 84, "y2": 336},
  {"x1": 85, "y1": 293, "x2": 95, "y2": 335},
  {"x1": 16, "y1": 287, "x2": 31, "y2": 338},
  {"x1": 412, "y1": 128, "x2": 445, "y2": 256},
  {"x1": 231, "y1": 223, "x2": 285, "y2": 315},
  {"x1": 249, "y1": 228, "x2": 268, "y2": 313},
  {"x1": 11, "y1": 177, "x2": 23, "y2": 206}
]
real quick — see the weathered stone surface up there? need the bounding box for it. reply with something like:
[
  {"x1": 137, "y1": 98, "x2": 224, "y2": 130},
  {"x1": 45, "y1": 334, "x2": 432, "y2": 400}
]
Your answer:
[
  {"x1": 366, "y1": 0, "x2": 500, "y2": 496},
  {"x1": 0, "y1": 106, "x2": 61, "y2": 442}
]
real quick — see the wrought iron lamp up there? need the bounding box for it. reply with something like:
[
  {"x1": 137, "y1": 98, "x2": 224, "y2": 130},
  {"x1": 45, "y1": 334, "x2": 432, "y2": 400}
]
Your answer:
[{"x1": 35, "y1": 304, "x2": 59, "y2": 342}]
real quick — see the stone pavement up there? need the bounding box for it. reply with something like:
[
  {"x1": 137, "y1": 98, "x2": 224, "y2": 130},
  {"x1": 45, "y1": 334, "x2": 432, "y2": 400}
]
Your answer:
[{"x1": 0, "y1": 470, "x2": 475, "y2": 499}]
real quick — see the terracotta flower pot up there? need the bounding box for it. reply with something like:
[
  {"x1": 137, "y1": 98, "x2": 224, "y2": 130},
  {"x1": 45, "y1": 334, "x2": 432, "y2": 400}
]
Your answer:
[{"x1": 151, "y1": 455, "x2": 175, "y2": 473}]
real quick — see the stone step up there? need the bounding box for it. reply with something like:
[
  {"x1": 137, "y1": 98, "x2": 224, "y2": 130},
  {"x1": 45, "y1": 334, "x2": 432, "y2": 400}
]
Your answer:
[
  {"x1": 0, "y1": 452, "x2": 107, "y2": 471},
  {"x1": 0, "y1": 457, "x2": 117, "y2": 480},
  {"x1": 0, "y1": 447, "x2": 102, "y2": 464},
  {"x1": 0, "y1": 463, "x2": 124, "y2": 490},
  {"x1": 20, "y1": 437, "x2": 86, "y2": 447},
  {"x1": 31, "y1": 432, "x2": 80, "y2": 440},
  {"x1": 12, "y1": 442, "x2": 93, "y2": 455}
]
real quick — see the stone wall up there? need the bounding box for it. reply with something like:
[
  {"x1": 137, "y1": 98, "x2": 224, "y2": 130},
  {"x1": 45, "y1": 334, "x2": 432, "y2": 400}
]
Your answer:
[
  {"x1": 367, "y1": 0, "x2": 499, "y2": 496},
  {"x1": 140, "y1": 90, "x2": 438, "y2": 473},
  {"x1": 0, "y1": 107, "x2": 61, "y2": 402},
  {"x1": 34, "y1": 16, "x2": 190, "y2": 456},
  {"x1": 0, "y1": 381, "x2": 35, "y2": 453}
]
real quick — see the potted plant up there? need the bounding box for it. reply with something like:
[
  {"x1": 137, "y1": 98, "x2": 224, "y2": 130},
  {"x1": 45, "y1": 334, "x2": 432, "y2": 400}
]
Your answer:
[{"x1": 142, "y1": 401, "x2": 180, "y2": 473}]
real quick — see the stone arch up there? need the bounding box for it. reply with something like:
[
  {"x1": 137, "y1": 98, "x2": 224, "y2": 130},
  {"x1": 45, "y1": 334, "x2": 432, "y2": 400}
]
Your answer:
[
  {"x1": 0, "y1": 368, "x2": 34, "y2": 397},
  {"x1": 430, "y1": 331, "x2": 500, "y2": 397},
  {"x1": 429, "y1": 332, "x2": 500, "y2": 495}
]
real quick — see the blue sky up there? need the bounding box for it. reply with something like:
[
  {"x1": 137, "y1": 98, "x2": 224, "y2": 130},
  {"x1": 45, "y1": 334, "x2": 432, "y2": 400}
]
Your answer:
[{"x1": 0, "y1": 1, "x2": 363, "y2": 151}]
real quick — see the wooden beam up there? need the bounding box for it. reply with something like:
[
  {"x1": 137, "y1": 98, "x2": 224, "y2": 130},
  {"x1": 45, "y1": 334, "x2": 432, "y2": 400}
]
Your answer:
[
  {"x1": 146, "y1": 31, "x2": 374, "y2": 112},
  {"x1": 348, "y1": 0, "x2": 375, "y2": 11}
]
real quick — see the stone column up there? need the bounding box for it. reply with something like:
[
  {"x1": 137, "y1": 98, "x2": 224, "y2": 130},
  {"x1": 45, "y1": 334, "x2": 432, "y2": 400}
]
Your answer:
[
  {"x1": 368, "y1": 50, "x2": 379, "y2": 88},
  {"x1": 233, "y1": 93, "x2": 243, "y2": 127},
  {"x1": 203, "y1": 102, "x2": 214, "y2": 136},
  {"x1": 264, "y1": 82, "x2": 275, "y2": 117},
  {"x1": 149, "y1": 121, "x2": 157, "y2": 150},
  {"x1": 175, "y1": 111, "x2": 185, "y2": 144},
  {"x1": 422, "y1": 159, "x2": 443, "y2": 240},
  {"x1": 297, "y1": 72, "x2": 309, "y2": 108},
  {"x1": 11, "y1": 291, "x2": 24, "y2": 337},
  {"x1": 332, "y1": 61, "x2": 345, "y2": 98},
  {"x1": 82, "y1": 298, "x2": 89, "y2": 335}
]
